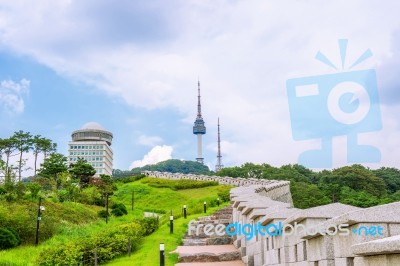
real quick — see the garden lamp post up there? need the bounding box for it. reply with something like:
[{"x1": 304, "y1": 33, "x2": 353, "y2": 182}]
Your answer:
[{"x1": 35, "y1": 197, "x2": 45, "y2": 245}]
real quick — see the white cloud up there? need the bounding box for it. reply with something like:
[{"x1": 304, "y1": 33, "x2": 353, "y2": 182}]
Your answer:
[
  {"x1": 1, "y1": 1, "x2": 400, "y2": 168},
  {"x1": 129, "y1": 145, "x2": 173, "y2": 169},
  {"x1": 0, "y1": 79, "x2": 30, "y2": 114},
  {"x1": 137, "y1": 135, "x2": 163, "y2": 147}
]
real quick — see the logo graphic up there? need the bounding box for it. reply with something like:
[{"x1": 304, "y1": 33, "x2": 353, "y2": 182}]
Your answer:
[
  {"x1": 188, "y1": 220, "x2": 384, "y2": 241},
  {"x1": 287, "y1": 39, "x2": 382, "y2": 168}
]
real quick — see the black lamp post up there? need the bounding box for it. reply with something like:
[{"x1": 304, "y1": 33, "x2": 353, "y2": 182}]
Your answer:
[{"x1": 35, "y1": 197, "x2": 45, "y2": 245}]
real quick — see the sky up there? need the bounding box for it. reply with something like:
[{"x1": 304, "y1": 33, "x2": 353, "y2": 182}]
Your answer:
[{"x1": 1, "y1": 0, "x2": 400, "y2": 176}]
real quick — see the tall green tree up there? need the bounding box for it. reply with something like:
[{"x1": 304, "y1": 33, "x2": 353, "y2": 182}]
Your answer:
[
  {"x1": 41, "y1": 140, "x2": 57, "y2": 159},
  {"x1": 31, "y1": 136, "x2": 56, "y2": 176},
  {"x1": 95, "y1": 174, "x2": 117, "y2": 196},
  {"x1": 38, "y1": 153, "x2": 68, "y2": 187},
  {"x1": 330, "y1": 165, "x2": 386, "y2": 197},
  {"x1": 372, "y1": 167, "x2": 400, "y2": 193},
  {"x1": 69, "y1": 158, "x2": 96, "y2": 188},
  {"x1": 12, "y1": 130, "x2": 33, "y2": 181},
  {"x1": 0, "y1": 138, "x2": 17, "y2": 175}
]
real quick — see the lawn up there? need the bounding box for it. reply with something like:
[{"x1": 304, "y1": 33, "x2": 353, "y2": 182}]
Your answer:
[
  {"x1": 0, "y1": 178, "x2": 231, "y2": 265},
  {"x1": 106, "y1": 205, "x2": 228, "y2": 266}
]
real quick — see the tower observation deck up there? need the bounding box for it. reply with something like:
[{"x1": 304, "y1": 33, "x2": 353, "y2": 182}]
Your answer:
[{"x1": 193, "y1": 81, "x2": 206, "y2": 164}]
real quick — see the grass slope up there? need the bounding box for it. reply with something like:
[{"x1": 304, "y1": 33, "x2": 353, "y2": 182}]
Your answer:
[{"x1": 0, "y1": 178, "x2": 231, "y2": 265}]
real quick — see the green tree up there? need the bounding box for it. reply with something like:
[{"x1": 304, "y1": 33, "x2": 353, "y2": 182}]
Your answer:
[
  {"x1": 291, "y1": 181, "x2": 331, "y2": 209},
  {"x1": 69, "y1": 158, "x2": 96, "y2": 188},
  {"x1": 94, "y1": 174, "x2": 116, "y2": 197},
  {"x1": 38, "y1": 153, "x2": 68, "y2": 188},
  {"x1": 330, "y1": 165, "x2": 386, "y2": 197},
  {"x1": 127, "y1": 159, "x2": 211, "y2": 176},
  {"x1": 372, "y1": 167, "x2": 400, "y2": 194},
  {"x1": 31, "y1": 135, "x2": 56, "y2": 176},
  {"x1": 11, "y1": 130, "x2": 33, "y2": 181},
  {"x1": 339, "y1": 186, "x2": 380, "y2": 207},
  {"x1": 26, "y1": 182, "x2": 41, "y2": 199},
  {"x1": 0, "y1": 138, "x2": 17, "y2": 175}
]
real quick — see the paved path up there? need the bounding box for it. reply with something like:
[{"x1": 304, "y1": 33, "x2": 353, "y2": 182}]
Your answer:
[
  {"x1": 173, "y1": 207, "x2": 244, "y2": 266},
  {"x1": 174, "y1": 245, "x2": 239, "y2": 254}
]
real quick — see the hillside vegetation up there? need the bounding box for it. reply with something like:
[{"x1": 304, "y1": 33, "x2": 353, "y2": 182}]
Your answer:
[
  {"x1": 217, "y1": 163, "x2": 400, "y2": 208},
  {"x1": 113, "y1": 159, "x2": 212, "y2": 177},
  {"x1": 0, "y1": 176, "x2": 231, "y2": 265}
]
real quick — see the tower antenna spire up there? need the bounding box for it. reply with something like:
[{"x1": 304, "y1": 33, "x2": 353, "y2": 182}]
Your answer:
[
  {"x1": 215, "y1": 117, "x2": 223, "y2": 172},
  {"x1": 197, "y1": 79, "x2": 202, "y2": 117},
  {"x1": 193, "y1": 80, "x2": 206, "y2": 164}
]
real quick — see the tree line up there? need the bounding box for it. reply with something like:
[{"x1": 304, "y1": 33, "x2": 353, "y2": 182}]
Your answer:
[
  {"x1": 216, "y1": 163, "x2": 400, "y2": 209},
  {"x1": 0, "y1": 130, "x2": 56, "y2": 181},
  {"x1": 113, "y1": 159, "x2": 211, "y2": 178}
]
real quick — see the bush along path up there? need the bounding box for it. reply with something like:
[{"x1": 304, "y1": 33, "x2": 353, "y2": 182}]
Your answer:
[{"x1": 173, "y1": 206, "x2": 245, "y2": 266}]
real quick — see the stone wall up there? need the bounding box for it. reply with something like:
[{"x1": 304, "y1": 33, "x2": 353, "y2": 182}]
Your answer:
[
  {"x1": 143, "y1": 171, "x2": 400, "y2": 266},
  {"x1": 230, "y1": 184, "x2": 400, "y2": 266}
]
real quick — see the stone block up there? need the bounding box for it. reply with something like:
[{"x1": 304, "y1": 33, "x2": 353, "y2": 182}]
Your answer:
[
  {"x1": 288, "y1": 245, "x2": 296, "y2": 262},
  {"x1": 264, "y1": 249, "x2": 279, "y2": 265},
  {"x1": 288, "y1": 261, "x2": 308, "y2": 266},
  {"x1": 333, "y1": 223, "x2": 388, "y2": 258},
  {"x1": 351, "y1": 234, "x2": 400, "y2": 256},
  {"x1": 297, "y1": 240, "x2": 308, "y2": 261},
  {"x1": 353, "y1": 255, "x2": 400, "y2": 266},
  {"x1": 314, "y1": 259, "x2": 335, "y2": 266},
  {"x1": 334, "y1": 257, "x2": 355, "y2": 266},
  {"x1": 307, "y1": 235, "x2": 333, "y2": 261},
  {"x1": 254, "y1": 252, "x2": 263, "y2": 266}
]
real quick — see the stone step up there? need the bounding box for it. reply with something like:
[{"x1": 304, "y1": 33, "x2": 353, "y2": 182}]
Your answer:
[
  {"x1": 183, "y1": 236, "x2": 233, "y2": 246},
  {"x1": 174, "y1": 245, "x2": 240, "y2": 263},
  {"x1": 206, "y1": 236, "x2": 233, "y2": 245},
  {"x1": 175, "y1": 260, "x2": 245, "y2": 266},
  {"x1": 182, "y1": 238, "x2": 208, "y2": 246}
]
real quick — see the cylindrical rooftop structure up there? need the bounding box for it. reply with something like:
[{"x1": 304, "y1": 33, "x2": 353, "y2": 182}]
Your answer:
[{"x1": 71, "y1": 122, "x2": 113, "y2": 146}]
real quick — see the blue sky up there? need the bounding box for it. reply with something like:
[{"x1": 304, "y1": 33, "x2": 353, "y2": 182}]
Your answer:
[{"x1": 1, "y1": 1, "x2": 400, "y2": 175}]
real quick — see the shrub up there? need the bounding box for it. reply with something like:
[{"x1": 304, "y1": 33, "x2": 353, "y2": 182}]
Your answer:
[
  {"x1": 94, "y1": 196, "x2": 105, "y2": 207},
  {"x1": 97, "y1": 210, "x2": 109, "y2": 218},
  {"x1": 0, "y1": 228, "x2": 19, "y2": 250},
  {"x1": 217, "y1": 186, "x2": 231, "y2": 202},
  {"x1": 37, "y1": 221, "x2": 145, "y2": 265},
  {"x1": 111, "y1": 203, "x2": 128, "y2": 216},
  {"x1": 5, "y1": 227, "x2": 21, "y2": 245},
  {"x1": 111, "y1": 208, "x2": 124, "y2": 217},
  {"x1": 137, "y1": 217, "x2": 159, "y2": 236}
]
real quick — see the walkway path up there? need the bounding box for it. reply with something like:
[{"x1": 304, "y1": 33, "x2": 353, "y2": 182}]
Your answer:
[{"x1": 173, "y1": 207, "x2": 245, "y2": 266}]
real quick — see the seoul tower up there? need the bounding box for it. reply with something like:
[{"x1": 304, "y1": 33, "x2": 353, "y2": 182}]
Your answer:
[
  {"x1": 215, "y1": 117, "x2": 224, "y2": 172},
  {"x1": 193, "y1": 80, "x2": 206, "y2": 164}
]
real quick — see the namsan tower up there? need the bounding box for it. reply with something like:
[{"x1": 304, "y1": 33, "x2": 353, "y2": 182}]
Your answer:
[
  {"x1": 193, "y1": 80, "x2": 206, "y2": 164},
  {"x1": 215, "y1": 117, "x2": 224, "y2": 172}
]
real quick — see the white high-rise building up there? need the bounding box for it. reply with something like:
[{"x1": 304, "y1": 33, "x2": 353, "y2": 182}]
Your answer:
[{"x1": 68, "y1": 122, "x2": 113, "y2": 177}]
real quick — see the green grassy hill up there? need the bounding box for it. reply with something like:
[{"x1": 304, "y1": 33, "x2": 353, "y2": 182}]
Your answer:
[{"x1": 0, "y1": 177, "x2": 231, "y2": 265}]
